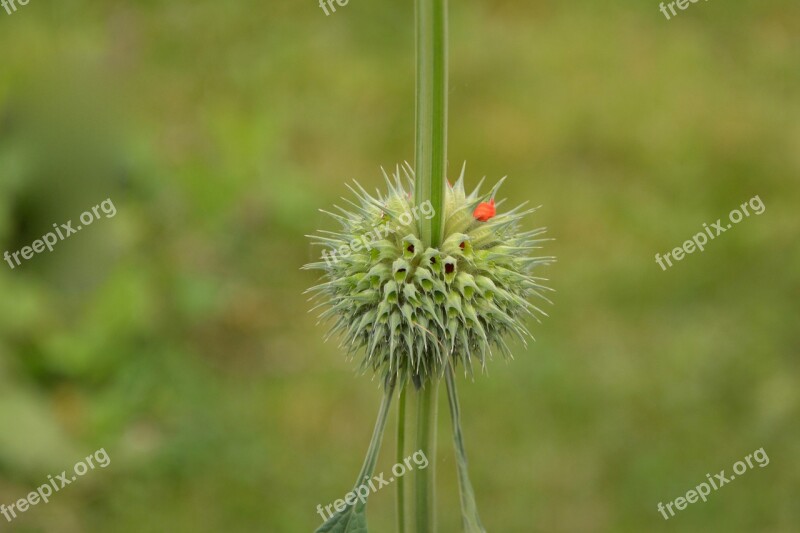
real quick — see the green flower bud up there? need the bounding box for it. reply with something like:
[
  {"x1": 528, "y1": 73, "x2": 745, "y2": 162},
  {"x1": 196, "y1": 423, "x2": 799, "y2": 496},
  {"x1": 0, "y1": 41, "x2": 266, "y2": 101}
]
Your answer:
[{"x1": 304, "y1": 164, "x2": 554, "y2": 386}]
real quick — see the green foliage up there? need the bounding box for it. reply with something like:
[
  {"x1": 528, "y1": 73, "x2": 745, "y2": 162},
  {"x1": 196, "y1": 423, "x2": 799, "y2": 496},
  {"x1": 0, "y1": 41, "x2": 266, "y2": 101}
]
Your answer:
[{"x1": 0, "y1": 0, "x2": 797, "y2": 531}]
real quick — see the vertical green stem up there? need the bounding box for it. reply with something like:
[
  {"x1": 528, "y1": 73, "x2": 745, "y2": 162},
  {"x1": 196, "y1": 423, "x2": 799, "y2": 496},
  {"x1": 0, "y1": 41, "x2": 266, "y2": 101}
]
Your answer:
[
  {"x1": 396, "y1": 384, "x2": 408, "y2": 533},
  {"x1": 415, "y1": 379, "x2": 439, "y2": 533},
  {"x1": 414, "y1": 0, "x2": 448, "y2": 248},
  {"x1": 413, "y1": 0, "x2": 447, "y2": 530}
]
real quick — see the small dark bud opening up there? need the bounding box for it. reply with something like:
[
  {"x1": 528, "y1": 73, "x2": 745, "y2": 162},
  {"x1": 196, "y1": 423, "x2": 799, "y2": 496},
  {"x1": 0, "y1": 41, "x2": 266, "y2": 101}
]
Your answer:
[
  {"x1": 445, "y1": 263, "x2": 455, "y2": 274},
  {"x1": 407, "y1": 244, "x2": 415, "y2": 253}
]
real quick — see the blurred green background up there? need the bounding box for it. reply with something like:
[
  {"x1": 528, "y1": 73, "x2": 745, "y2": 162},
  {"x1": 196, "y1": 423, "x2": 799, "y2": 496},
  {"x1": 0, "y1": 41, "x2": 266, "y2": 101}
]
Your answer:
[{"x1": 1, "y1": 0, "x2": 798, "y2": 531}]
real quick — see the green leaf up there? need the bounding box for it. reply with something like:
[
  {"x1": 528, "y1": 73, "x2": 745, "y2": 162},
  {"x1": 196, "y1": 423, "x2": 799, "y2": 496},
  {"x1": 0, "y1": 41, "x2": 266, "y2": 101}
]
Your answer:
[
  {"x1": 445, "y1": 364, "x2": 486, "y2": 533},
  {"x1": 315, "y1": 379, "x2": 396, "y2": 533}
]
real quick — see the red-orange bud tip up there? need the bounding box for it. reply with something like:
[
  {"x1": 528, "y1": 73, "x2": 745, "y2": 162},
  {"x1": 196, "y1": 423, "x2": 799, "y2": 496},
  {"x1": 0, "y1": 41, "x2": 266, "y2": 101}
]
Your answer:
[{"x1": 473, "y1": 199, "x2": 496, "y2": 222}]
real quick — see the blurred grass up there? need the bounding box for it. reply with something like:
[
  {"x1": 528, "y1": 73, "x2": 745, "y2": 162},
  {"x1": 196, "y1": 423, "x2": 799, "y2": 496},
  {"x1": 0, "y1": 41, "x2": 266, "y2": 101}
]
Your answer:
[{"x1": 0, "y1": 0, "x2": 799, "y2": 531}]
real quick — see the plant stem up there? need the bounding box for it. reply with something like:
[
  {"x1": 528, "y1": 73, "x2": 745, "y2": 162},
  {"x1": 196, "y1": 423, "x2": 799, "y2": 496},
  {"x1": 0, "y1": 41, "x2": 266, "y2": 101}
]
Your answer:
[
  {"x1": 414, "y1": 0, "x2": 448, "y2": 248},
  {"x1": 396, "y1": 384, "x2": 408, "y2": 533},
  {"x1": 313, "y1": 379, "x2": 397, "y2": 532},
  {"x1": 412, "y1": 0, "x2": 447, "y2": 530},
  {"x1": 355, "y1": 377, "x2": 397, "y2": 487},
  {"x1": 445, "y1": 364, "x2": 486, "y2": 532},
  {"x1": 415, "y1": 379, "x2": 439, "y2": 533}
]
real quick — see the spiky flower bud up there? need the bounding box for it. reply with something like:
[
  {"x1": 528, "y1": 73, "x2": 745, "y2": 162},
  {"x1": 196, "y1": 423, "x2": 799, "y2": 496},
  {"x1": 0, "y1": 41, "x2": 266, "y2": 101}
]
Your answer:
[{"x1": 304, "y1": 163, "x2": 554, "y2": 387}]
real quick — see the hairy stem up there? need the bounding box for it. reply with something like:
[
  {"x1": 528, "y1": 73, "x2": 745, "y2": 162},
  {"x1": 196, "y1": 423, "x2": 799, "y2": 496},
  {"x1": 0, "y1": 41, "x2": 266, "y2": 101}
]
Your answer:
[
  {"x1": 415, "y1": 379, "x2": 439, "y2": 533},
  {"x1": 414, "y1": 0, "x2": 448, "y2": 248}
]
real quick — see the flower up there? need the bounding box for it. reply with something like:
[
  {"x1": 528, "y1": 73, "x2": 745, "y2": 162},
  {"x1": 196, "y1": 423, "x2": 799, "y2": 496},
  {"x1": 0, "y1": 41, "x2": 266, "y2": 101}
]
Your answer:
[
  {"x1": 472, "y1": 199, "x2": 496, "y2": 221},
  {"x1": 304, "y1": 163, "x2": 554, "y2": 387}
]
